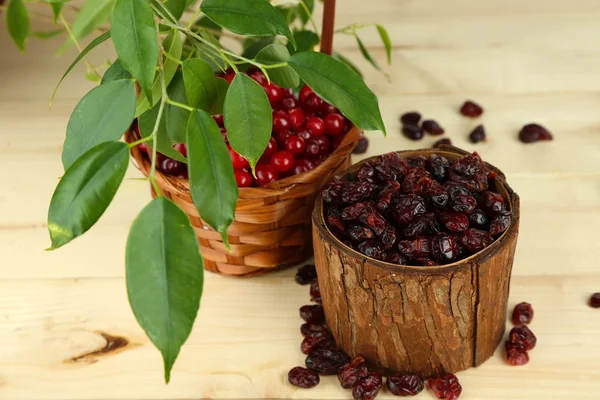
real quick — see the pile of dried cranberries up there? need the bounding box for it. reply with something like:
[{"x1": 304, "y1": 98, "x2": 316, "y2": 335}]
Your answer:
[
  {"x1": 133, "y1": 70, "x2": 354, "y2": 187},
  {"x1": 322, "y1": 151, "x2": 511, "y2": 265},
  {"x1": 506, "y1": 302, "x2": 537, "y2": 366}
]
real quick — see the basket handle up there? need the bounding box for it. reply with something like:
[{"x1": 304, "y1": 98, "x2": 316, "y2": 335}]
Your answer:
[{"x1": 320, "y1": 0, "x2": 336, "y2": 56}]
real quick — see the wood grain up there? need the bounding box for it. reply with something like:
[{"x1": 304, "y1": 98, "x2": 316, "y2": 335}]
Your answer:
[{"x1": 1, "y1": 0, "x2": 600, "y2": 398}]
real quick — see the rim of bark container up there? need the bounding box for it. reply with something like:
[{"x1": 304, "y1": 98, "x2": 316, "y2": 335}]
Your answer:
[{"x1": 313, "y1": 145, "x2": 520, "y2": 275}]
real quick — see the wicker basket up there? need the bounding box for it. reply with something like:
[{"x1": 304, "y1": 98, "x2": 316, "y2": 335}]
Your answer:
[{"x1": 126, "y1": 126, "x2": 362, "y2": 277}]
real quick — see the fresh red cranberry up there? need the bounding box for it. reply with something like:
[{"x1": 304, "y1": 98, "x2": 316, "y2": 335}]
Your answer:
[
  {"x1": 270, "y1": 151, "x2": 295, "y2": 172},
  {"x1": 422, "y1": 119, "x2": 445, "y2": 135},
  {"x1": 353, "y1": 137, "x2": 369, "y2": 154},
  {"x1": 519, "y1": 123, "x2": 553, "y2": 143},
  {"x1": 282, "y1": 96, "x2": 299, "y2": 110},
  {"x1": 505, "y1": 341, "x2": 529, "y2": 366},
  {"x1": 212, "y1": 114, "x2": 224, "y2": 127},
  {"x1": 306, "y1": 117, "x2": 326, "y2": 136},
  {"x1": 400, "y1": 111, "x2": 421, "y2": 125},
  {"x1": 590, "y1": 293, "x2": 600, "y2": 308},
  {"x1": 460, "y1": 100, "x2": 484, "y2": 117},
  {"x1": 275, "y1": 129, "x2": 293, "y2": 147},
  {"x1": 263, "y1": 137, "x2": 278, "y2": 159},
  {"x1": 323, "y1": 103, "x2": 339, "y2": 114},
  {"x1": 221, "y1": 71, "x2": 236, "y2": 83},
  {"x1": 288, "y1": 367, "x2": 320, "y2": 388},
  {"x1": 299, "y1": 85, "x2": 314, "y2": 102},
  {"x1": 220, "y1": 127, "x2": 228, "y2": 142},
  {"x1": 288, "y1": 108, "x2": 306, "y2": 130},
  {"x1": 234, "y1": 169, "x2": 253, "y2": 187},
  {"x1": 249, "y1": 71, "x2": 267, "y2": 85},
  {"x1": 433, "y1": 138, "x2": 452, "y2": 148},
  {"x1": 173, "y1": 143, "x2": 187, "y2": 157},
  {"x1": 228, "y1": 145, "x2": 250, "y2": 169},
  {"x1": 255, "y1": 164, "x2": 278, "y2": 186},
  {"x1": 353, "y1": 372, "x2": 383, "y2": 400},
  {"x1": 428, "y1": 374, "x2": 462, "y2": 400},
  {"x1": 264, "y1": 83, "x2": 283, "y2": 104},
  {"x1": 324, "y1": 113, "x2": 345, "y2": 135},
  {"x1": 305, "y1": 136, "x2": 331, "y2": 158},
  {"x1": 469, "y1": 125, "x2": 486, "y2": 143},
  {"x1": 386, "y1": 374, "x2": 425, "y2": 396},
  {"x1": 402, "y1": 125, "x2": 424, "y2": 140},
  {"x1": 297, "y1": 129, "x2": 313, "y2": 141},
  {"x1": 282, "y1": 87, "x2": 294, "y2": 98},
  {"x1": 295, "y1": 264, "x2": 316, "y2": 285},
  {"x1": 138, "y1": 142, "x2": 149, "y2": 153},
  {"x1": 285, "y1": 136, "x2": 306, "y2": 155},
  {"x1": 509, "y1": 325, "x2": 537, "y2": 350},
  {"x1": 293, "y1": 158, "x2": 316, "y2": 174},
  {"x1": 272, "y1": 110, "x2": 291, "y2": 134},
  {"x1": 304, "y1": 94, "x2": 325, "y2": 112},
  {"x1": 338, "y1": 356, "x2": 369, "y2": 389},
  {"x1": 158, "y1": 156, "x2": 187, "y2": 176}
]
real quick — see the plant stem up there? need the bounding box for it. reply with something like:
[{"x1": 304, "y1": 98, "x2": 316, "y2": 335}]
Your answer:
[
  {"x1": 59, "y1": 13, "x2": 101, "y2": 80},
  {"x1": 166, "y1": 97, "x2": 194, "y2": 112},
  {"x1": 186, "y1": 8, "x2": 203, "y2": 29},
  {"x1": 300, "y1": 0, "x2": 319, "y2": 33},
  {"x1": 163, "y1": 50, "x2": 183, "y2": 65},
  {"x1": 128, "y1": 135, "x2": 154, "y2": 148}
]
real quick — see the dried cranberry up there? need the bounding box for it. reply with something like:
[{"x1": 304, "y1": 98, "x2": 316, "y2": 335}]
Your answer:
[
  {"x1": 295, "y1": 264, "x2": 317, "y2": 285},
  {"x1": 490, "y1": 210, "x2": 511, "y2": 236},
  {"x1": 519, "y1": 123, "x2": 553, "y2": 143},
  {"x1": 446, "y1": 182, "x2": 477, "y2": 214},
  {"x1": 381, "y1": 226, "x2": 398, "y2": 250},
  {"x1": 402, "y1": 214, "x2": 439, "y2": 238},
  {"x1": 460, "y1": 100, "x2": 483, "y2": 117},
  {"x1": 433, "y1": 138, "x2": 452, "y2": 148},
  {"x1": 301, "y1": 330, "x2": 334, "y2": 354},
  {"x1": 386, "y1": 373, "x2": 425, "y2": 396},
  {"x1": 357, "y1": 162, "x2": 376, "y2": 183},
  {"x1": 411, "y1": 237, "x2": 432, "y2": 258},
  {"x1": 353, "y1": 372, "x2": 383, "y2": 400},
  {"x1": 452, "y1": 153, "x2": 484, "y2": 177},
  {"x1": 426, "y1": 154, "x2": 450, "y2": 182},
  {"x1": 402, "y1": 167, "x2": 431, "y2": 194},
  {"x1": 375, "y1": 152, "x2": 409, "y2": 182},
  {"x1": 505, "y1": 341, "x2": 529, "y2": 366},
  {"x1": 305, "y1": 347, "x2": 350, "y2": 375},
  {"x1": 439, "y1": 210, "x2": 470, "y2": 232},
  {"x1": 327, "y1": 215, "x2": 345, "y2": 236},
  {"x1": 432, "y1": 233, "x2": 460, "y2": 264},
  {"x1": 468, "y1": 125, "x2": 486, "y2": 143},
  {"x1": 480, "y1": 191, "x2": 505, "y2": 215},
  {"x1": 428, "y1": 374, "x2": 462, "y2": 400},
  {"x1": 414, "y1": 257, "x2": 437, "y2": 266},
  {"x1": 338, "y1": 356, "x2": 369, "y2": 389},
  {"x1": 386, "y1": 251, "x2": 407, "y2": 264},
  {"x1": 422, "y1": 120, "x2": 445, "y2": 135},
  {"x1": 288, "y1": 366, "x2": 320, "y2": 388},
  {"x1": 322, "y1": 177, "x2": 344, "y2": 204},
  {"x1": 353, "y1": 137, "x2": 369, "y2": 154},
  {"x1": 349, "y1": 224, "x2": 375, "y2": 242},
  {"x1": 402, "y1": 125, "x2": 424, "y2": 141},
  {"x1": 415, "y1": 177, "x2": 449, "y2": 208},
  {"x1": 460, "y1": 229, "x2": 493, "y2": 253},
  {"x1": 590, "y1": 293, "x2": 600, "y2": 308},
  {"x1": 407, "y1": 155, "x2": 427, "y2": 168},
  {"x1": 299, "y1": 305, "x2": 325, "y2": 324},
  {"x1": 358, "y1": 207, "x2": 388, "y2": 236},
  {"x1": 393, "y1": 194, "x2": 427, "y2": 224},
  {"x1": 469, "y1": 209, "x2": 488, "y2": 228},
  {"x1": 300, "y1": 323, "x2": 328, "y2": 337},
  {"x1": 397, "y1": 240, "x2": 415, "y2": 259},
  {"x1": 342, "y1": 182, "x2": 378, "y2": 204},
  {"x1": 376, "y1": 181, "x2": 401, "y2": 212},
  {"x1": 342, "y1": 202, "x2": 369, "y2": 221},
  {"x1": 509, "y1": 325, "x2": 537, "y2": 350},
  {"x1": 400, "y1": 111, "x2": 421, "y2": 125},
  {"x1": 310, "y1": 279, "x2": 322, "y2": 304},
  {"x1": 358, "y1": 240, "x2": 387, "y2": 261}
]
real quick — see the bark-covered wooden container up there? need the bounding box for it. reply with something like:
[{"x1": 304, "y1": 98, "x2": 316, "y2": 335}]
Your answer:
[{"x1": 312, "y1": 146, "x2": 520, "y2": 378}]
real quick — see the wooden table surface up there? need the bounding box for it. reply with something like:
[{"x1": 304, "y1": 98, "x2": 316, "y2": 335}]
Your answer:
[{"x1": 1, "y1": 1, "x2": 600, "y2": 399}]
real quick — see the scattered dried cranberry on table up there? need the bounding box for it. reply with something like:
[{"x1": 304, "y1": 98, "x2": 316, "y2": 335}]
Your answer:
[
  {"x1": 512, "y1": 302, "x2": 534, "y2": 324},
  {"x1": 288, "y1": 367, "x2": 320, "y2": 388},
  {"x1": 519, "y1": 123, "x2": 553, "y2": 143},
  {"x1": 590, "y1": 293, "x2": 600, "y2": 308},
  {"x1": 460, "y1": 100, "x2": 484, "y2": 118},
  {"x1": 322, "y1": 151, "x2": 510, "y2": 265},
  {"x1": 353, "y1": 137, "x2": 369, "y2": 154},
  {"x1": 506, "y1": 302, "x2": 536, "y2": 366},
  {"x1": 386, "y1": 373, "x2": 425, "y2": 396},
  {"x1": 400, "y1": 111, "x2": 422, "y2": 125},
  {"x1": 422, "y1": 119, "x2": 445, "y2": 135},
  {"x1": 433, "y1": 138, "x2": 452, "y2": 148},
  {"x1": 428, "y1": 374, "x2": 462, "y2": 400},
  {"x1": 469, "y1": 125, "x2": 486, "y2": 143}
]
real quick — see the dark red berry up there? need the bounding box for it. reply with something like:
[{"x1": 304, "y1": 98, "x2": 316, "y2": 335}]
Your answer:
[
  {"x1": 489, "y1": 210, "x2": 511, "y2": 236},
  {"x1": 285, "y1": 136, "x2": 306, "y2": 155},
  {"x1": 386, "y1": 373, "x2": 425, "y2": 396},
  {"x1": 299, "y1": 85, "x2": 314, "y2": 102},
  {"x1": 324, "y1": 113, "x2": 345, "y2": 135},
  {"x1": 301, "y1": 330, "x2": 333, "y2": 354},
  {"x1": 249, "y1": 71, "x2": 267, "y2": 85},
  {"x1": 519, "y1": 123, "x2": 553, "y2": 143},
  {"x1": 293, "y1": 158, "x2": 316, "y2": 175},
  {"x1": 270, "y1": 151, "x2": 295, "y2": 172},
  {"x1": 460, "y1": 100, "x2": 484, "y2": 117},
  {"x1": 299, "y1": 304, "x2": 325, "y2": 324},
  {"x1": 228, "y1": 145, "x2": 250, "y2": 169},
  {"x1": 263, "y1": 137, "x2": 278, "y2": 158},
  {"x1": 264, "y1": 83, "x2": 283, "y2": 104},
  {"x1": 446, "y1": 182, "x2": 477, "y2": 214},
  {"x1": 255, "y1": 164, "x2": 278, "y2": 186},
  {"x1": 505, "y1": 341, "x2": 529, "y2": 366},
  {"x1": 386, "y1": 251, "x2": 407, "y2": 264},
  {"x1": 392, "y1": 194, "x2": 427, "y2": 225},
  {"x1": 301, "y1": 323, "x2": 328, "y2": 337},
  {"x1": 282, "y1": 87, "x2": 294, "y2": 98},
  {"x1": 304, "y1": 93, "x2": 325, "y2": 112},
  {"x1": 331, "y1": 132, "x2": 345, "y2": 149},
  {"x1": 590, "y1": 293, "x2": 600, "y2": 308},
  {"x1": 173, "y1": 143, "x2": 187, "y2": 157},
  {"x1": 341, "y1": 182, "x2": 377, "y2": 204},
  {"x1": 512, "y1": 302, "x2": 534, "y2": 325},
  {"x1": 357, "y1": 240, "x2": 386, "y2": 261},
  {"x1": 295, "y1": 264, "x2": 317, "y2": 285},
  {"x1": 432, "y1": 233, "x2": 460, "y2": 264},
  {"x1": 426, "y1": 154, "x2": 450, "y2": 182},
  {"x1": 469, "y1": 125, "x2": 486, "y2": 143},
  {"x1": 338, "y1": 356, "x2": 369, "y2": 389},
  {"x1": 281, "y1": 96, "x2": 298, "y2": 110},
  {"x1": 509, "y1": 325, "x2": 537, "y2": 351},
  {"x1": 439, "y1": 210, "x2": 470, "y2": 232},
  {"x1": 480, "y1": 191, "x2": 505, "y2": 215},
  {"x1": 433, "y1": 138, "x2": 452, "y2": 148},
  {"x1": 212, "y1": 114, "x2": 224, "y2": 127},
  {"x1": 400, "y1": 111, "x2": 421, "y2": 125},
  {"x1": 357, "y1": 162, "x2": 376, "y2": 184},
  {"x1": 288, "y1": 367, "x2": 320, "y2": 388},
  {"x1": 428, "y1": 374, "x2": 462, "y2": 400},
  {"x1": 272, "y1": 110, "x2": 291, "y2": 134},
  {"x1": 310, "y1": 279, "x2": 322, "y2": 304},
  {"x1": 306, "y1": 117, "x2": 326, "y2": 136},
  {"x1": 234, "y1": 169, "x2": 253, "y2": 188},
  {"x1": 348, "y1": 224, "x2": 375, "y2": 242},
  {"x1": 274, "y1": 129, "x2": 293, "y2": 147},
  {"x1": 422, "y1": 119, "x2": 445, "y2": 135},
  {"x1": 158, "y1": 155, "x2": 187, "y2": 176},
  {"x1": 305, "y1": 347, "x2": 350, "y2": 375},
  {"x1": 461, "y1": 228, "x2": 493, "y2": 253},
  {"x1": 402, "y1": 214, "x2": 439, "y2": 239},
  {"x1": 353, "y1": 137, "x2": 369, "y2": 154},
  {"x1": 353, "y1": 372, "x2": 383, "y2": 400},
  {"x1": 402, "y1": 125, "x2": 424, "y2": 140},
  {"x1": 288, "y1": 107, "x2": 306, "y2": 130},
  {"x1": 469, "y1": 209, "x2": 488, "y2": 228},
  {"x1": 408, "y1": 155, "x2": 428, "y2": 168}
]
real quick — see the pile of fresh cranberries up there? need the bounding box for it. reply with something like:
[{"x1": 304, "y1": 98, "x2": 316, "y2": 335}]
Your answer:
[
  {"x1": 134, "y1": 70, "x2": 354, "y2": 187},
  {"x1": 322, "y1": 151, "x2": 511, "y2": 266},
  {"x1": 290, "y1": 264, "x2": 462, "y2": 399}
]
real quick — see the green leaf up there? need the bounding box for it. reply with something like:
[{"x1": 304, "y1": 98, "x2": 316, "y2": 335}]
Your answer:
[
  {"x1": 163, "y1": 0, "x2": 186, "y2": 20},
  {"x1": 101, "y1": 58, "x2": 132, "y2": 84},
  {"x1": 241, "y1": 36, "x2": 275, "y2": 59},
  {"x1": 139, "y1": 103, "x2": 187, "y2": 163},
  {"x1": 164, "y1": 71, "x2": 190, "y2": 143},
  {"x1": 376, "y1": 24, "x2": 392, "y2": 65},
  {"x1": 255, "y1": 44, "x2": 299, "y2": 89},
  {"x1": 86, "y1": 72, "x2": 101, "y2": 82},
  {"x1": 50, "y1": 3, "x2": 63, "y2": 23},
  {"x1": 193, "y1": 16, "x2": 222, "y2": 39},
  {"x1": 355, "y1": 33, "x2": 381, "y2": 72},
  {"x1": 298, "y1": 0, "x2": 314, "y2": 25},
  {"x1": 289, "y1": 51, "x2": 386, "y2": 134},
  {"x1": 62, "y1": 79, "x2": 136, "y2": 170},
  {"x1": 332, "y1": 51, "x2": 363, "y2": 78},
  {"x1": 187, "y1": 110, "x2": 238, "y2": 247},
  {"x1": 51, "y1": 31, "x2": 112, "y2": 103},
  {"x1": 32, "y1": 29, "x2": 65, "y2": 39},
  {"x1": 71, "y1": 0, "x2": 115, "y2": 41},
  {"x1": 7, "y1": 0, "x2": 30, "y2": 51},
  {"x1": 209, "y1": 78, "x2": 229, "y2": 115},
  {"x1": 287, "y1": 30, "x2": 319, "y2": 54},
  {"x1": 126, "y1": 196, "x2": 204, "y2": 384},
  {"x1": 182, "y1": 58, "x2": 217, "y2": 111},
  {"x1": 48, "y1": 141, "x2": 129, "y2": 250},
  {"x1": 223, "y1": 74, "x2": 272, "y2": 173},
  {"x1": 111, "y1": 0, "x2": 159, "y2": 99},
  {"x1": 135, "y1": 29, "x2": 183, "y2": 117},
  {"x1": 200, "y1": 0, "x2": 296, "y2": 48}
]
